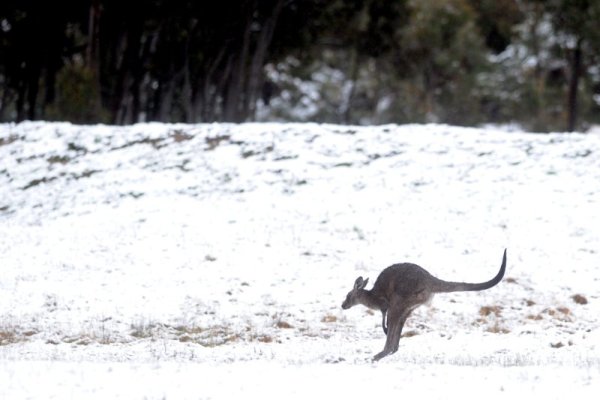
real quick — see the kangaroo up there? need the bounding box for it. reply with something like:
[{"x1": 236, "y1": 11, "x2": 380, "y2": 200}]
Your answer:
[{"x1": 341, "y1": 249, "x2": 507, "y2": 361}]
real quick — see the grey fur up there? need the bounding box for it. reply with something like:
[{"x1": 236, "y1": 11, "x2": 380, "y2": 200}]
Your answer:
[{"x1": 341, "y1": 249, "x2": 507, "y2": 361}]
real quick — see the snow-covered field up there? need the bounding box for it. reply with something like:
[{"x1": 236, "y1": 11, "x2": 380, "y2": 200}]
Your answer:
[{"x1": 1, "y1": 122, "x2": 599, "y2": 398}]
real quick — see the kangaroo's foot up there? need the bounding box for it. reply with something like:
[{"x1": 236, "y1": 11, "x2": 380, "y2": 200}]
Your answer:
[{"x1": 372, "y1": 347, "x2": 398, "y2": 362}]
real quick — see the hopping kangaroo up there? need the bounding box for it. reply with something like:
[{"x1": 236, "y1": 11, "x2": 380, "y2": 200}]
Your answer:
[{"x1": 341, "y1": 249, "x2": 507, "y2": 361}]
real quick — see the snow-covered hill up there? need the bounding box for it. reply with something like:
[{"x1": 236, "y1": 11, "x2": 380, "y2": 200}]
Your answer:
[{"x1": 1, "y1": 122, "x2": 599, "y2": 398}]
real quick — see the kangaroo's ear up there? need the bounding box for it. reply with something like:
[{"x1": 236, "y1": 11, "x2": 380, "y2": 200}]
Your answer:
[
  {"x1": 354, "y1": 277, "x2": 369, "y2": 290},
  {"x1": 354, "y1": 277, "x2": 364, "y2": 289},
  {"x1": 361, "y1": 277, "x2": 369, "y2": 289}
]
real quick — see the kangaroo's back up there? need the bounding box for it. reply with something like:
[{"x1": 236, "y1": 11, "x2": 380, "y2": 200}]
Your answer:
[{"x1": 371, "y1": 263, "x2": 435, "y2": 299}]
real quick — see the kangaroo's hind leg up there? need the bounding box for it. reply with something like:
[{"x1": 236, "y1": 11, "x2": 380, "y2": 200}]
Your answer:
[{"x1": 373, "y1": 307, "x2": 411, "y2": 362}]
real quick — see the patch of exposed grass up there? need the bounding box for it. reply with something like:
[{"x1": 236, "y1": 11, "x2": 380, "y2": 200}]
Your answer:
[
  {"x1": 550, "y1": 341, "x2": 574, "y2": 349},
  {"x1": 112, "y1": 137, "x2": 164, "y2": 151},
  {"x1": 59, "y1": 328, "x2": 120, "y2": 346},
  {"x1": 0, "y1": 330, "x2": 18, "y2": 346},
  {"x1": 47, "y1": 155, "x2": 71, "y2": 164},
  {"x1": 173, "y1": 325, "x2": 206, "y2": 335},
  {"x1": 0, "y1": 325, "x2": 37, "y2": 346},
  {"x1": 62, "y1": 334, "x2": 105, "y2": 346},
  {"x1": 476, "y1": 305, "x2": 509, "y2": 334},
  {"x1": 401, "y1": 330, "x2": 419, "y2": 338},
  {"x1": 486, "y1": 325, "x2": 511, "y2": 334},
  {"x1": 72, "y1": 170, "x2": 100, "y2": 180},
  {"x1": 276, "y1": 320, "x2": 293, "y2": 329},
  {"x1": 130, "y1": 321, "x2": 157, "y2": 339},
  {"x1": 173, "y1": 325, "x2": 242, "y2": 347},
  {"x1": 0, "y1": 135, "x2": 19, "y2": 147},
  {"x1": 324, "y1": 356, "x2": 346, "y2": 364},
  {"x1": 241, "y1": 145, "x2": 274, "y2": 159},
  {"x1": 254, "y1": 335, "x2": 274, "y2": 343},
  {"x1": 525, "y1": 306, "x2": 574, "y2": 324},
  {"x1": 205, "y1": 135, "x2": 231, "y2": 150},
  {"x1": 271, "y1": 312, "x2": 294, "y2": 330},
  {"x1": 526, "y1": 314, "x2": 543, "y2": 321},
  {"x1": 297, "y1": 327, "x2": 320, "y2": 338},
  {"x1": 544, "y1": 307, "x2": 572, "y2": 322},
  {"x1": 479, "y1": 305, "x2": 502, "y2": 317},
  {"x1": 22, "y1": 176, "x2": 58, "y2": 190},
  {"x1": 572, "y1": 294, "x2": 588, "y2": 305},
  {"x1": 170, "y1": 129, "x2": 194, "y2": 143},
  {"x1": 556, "y1": 307, "x2": 571, "y2": 315},
  {"x1": 321, "y1": 314, "x2": 337, "y2": 323},
  {"x1": 67, "y1": 142, "x2": 88, "y2": 154}
]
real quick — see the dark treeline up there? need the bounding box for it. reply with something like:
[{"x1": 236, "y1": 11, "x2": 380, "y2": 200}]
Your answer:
[{"x1": 1, "y1": 0, "x2": 599, "y2": 131}]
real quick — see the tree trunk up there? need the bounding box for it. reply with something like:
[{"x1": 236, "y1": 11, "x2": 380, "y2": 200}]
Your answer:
[
  {"x1": 182, "y1": 20, "x2": 198, "y2": 122},
  {"x1": 223, "y1": 12, "x2": 253, "y2": 122},
  {"x1": 199, "y1": 47, "x2": 226, "y2": 121},
  {"x1": 529, "y1": 2, "x2": 546, "y2": 128},
  {"x1": 16, "y1": 80, "x2": 26, "y2": 122},
  {"x1": 110, "y1": 32, "x2": 128, "y2": 123},
  {"x1": 26, "y1": 78, "x2": 38, "y2": 120},
  {"x1": 86, "y1": 0, "x2": 103, "y2": 119},
  {"x1": 422, "y1": 65, "x2": 435, "y2": 122},
  {"x1": 87, "y1": 0, "x2": 101, "y2": 76},
  {"x1": 183, "y1": 62, "x2": 193, "y2": 122},
  {"x1": 0, "y1": 88, "x2": 11, "y2": 120},
  {"x1": 111, "y1": 23, "x2": 143, "y2": 124},
  {"x1": 129, "y1": 34, "x2": 152, "y2": 123},
  {"x1": 157, "y1": 75, "x2": 175, "y2": 121},
  {"x1": 567, "y1": 38, "x2": 582, "y2": 132},
  {"x1": 216, "y1": 56, "x2": 235, "y2": 121},
  {"x1": 343, "y1": 47, "x2": 360, "y2": 124},
  {"x1": 244, "y1": 0, "x2": 284, "y2": 120}
]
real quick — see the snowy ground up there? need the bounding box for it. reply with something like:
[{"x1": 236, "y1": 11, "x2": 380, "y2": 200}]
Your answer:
[{"x1": 1, "y1": 122, "x2": 599, "y2": 398}]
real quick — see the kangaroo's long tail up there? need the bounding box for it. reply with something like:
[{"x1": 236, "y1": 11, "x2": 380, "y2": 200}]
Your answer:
[{"x1": 433, "y1": 249, "x2": 507, "y2": 293}]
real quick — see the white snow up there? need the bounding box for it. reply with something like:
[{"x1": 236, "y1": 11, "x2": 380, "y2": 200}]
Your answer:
[{"x1": 1, "y1": 121, "x2": 599, "y2": 398}]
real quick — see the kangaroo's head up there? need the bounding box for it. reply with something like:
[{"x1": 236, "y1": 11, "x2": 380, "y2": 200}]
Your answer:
[{"x1": 341, "y1": 276, "x2": 369, "y2": 309}]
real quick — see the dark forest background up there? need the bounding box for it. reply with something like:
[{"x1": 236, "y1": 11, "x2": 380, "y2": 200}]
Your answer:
[{"x1": 1, "y1": 0, "x2": 599, "y2": 131}]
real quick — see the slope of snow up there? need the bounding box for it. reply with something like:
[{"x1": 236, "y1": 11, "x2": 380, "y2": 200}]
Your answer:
[{"x1": 1, "y1": 122, "x2": 599, "y2": 398}]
